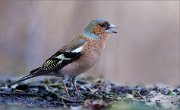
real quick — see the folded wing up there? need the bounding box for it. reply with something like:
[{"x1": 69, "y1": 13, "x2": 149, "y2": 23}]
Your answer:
[{"x1": 30, "y1": 36, "x2": 86, "y2": 75}]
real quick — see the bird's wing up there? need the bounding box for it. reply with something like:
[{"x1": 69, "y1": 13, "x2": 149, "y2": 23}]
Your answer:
[
  {"x1": 60, "y1": 36, "x2": 86, "y2": 52},
  {"x1": 41, "y1": 51, "x2": 81, "y2": 71},
  {"x1": 30, "y1": 36, "x2": 86, "y2": 75}
]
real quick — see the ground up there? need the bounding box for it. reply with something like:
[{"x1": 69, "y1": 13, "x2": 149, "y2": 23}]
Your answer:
[{"x1": 0, "y1": 77, "x2": 179, "y2": 110}]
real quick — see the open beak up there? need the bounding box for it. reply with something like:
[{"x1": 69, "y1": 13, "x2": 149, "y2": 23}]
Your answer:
[{"x1": 106, "y1": 24, "x2": 117, "y2": 33}]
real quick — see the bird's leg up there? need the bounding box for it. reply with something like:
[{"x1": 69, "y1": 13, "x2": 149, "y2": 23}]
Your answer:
[
  {"x1": 62, "y1": 76, "x2": 70, "y2": 97},
  {"x1": 71, "y1": 76, "x2": 80, "y2": 96}
]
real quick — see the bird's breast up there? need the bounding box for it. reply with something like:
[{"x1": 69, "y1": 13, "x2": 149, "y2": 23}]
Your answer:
[
  {"x1": 82, "y1": 40, "x2": 105, "y2": 66},
  {"x1": 58, "y1": 39, "x2": 107, "y2": 76}
]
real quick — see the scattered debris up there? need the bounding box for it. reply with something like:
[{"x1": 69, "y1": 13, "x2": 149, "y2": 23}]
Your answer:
[{"x1": 0, "y1": 78, "x2": 179, "y2": 110}]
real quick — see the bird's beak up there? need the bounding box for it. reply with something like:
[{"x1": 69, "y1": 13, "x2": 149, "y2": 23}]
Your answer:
[{"x1": 106, "y1": 24, "x2": 117, "y2": 34}]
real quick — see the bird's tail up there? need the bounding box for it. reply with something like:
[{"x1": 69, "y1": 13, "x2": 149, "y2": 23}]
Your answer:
[
  {"x1": 7, "y1": 67, "x2": 42, "y2": 87},
  {"x1": 7, "y1": 74, "x2": 35, "y2": 87}
]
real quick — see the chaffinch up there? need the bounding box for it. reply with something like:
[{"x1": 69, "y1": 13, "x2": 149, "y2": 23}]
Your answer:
[{"x1": 8, "y1": 19, "x2": 117, "y2": 96}]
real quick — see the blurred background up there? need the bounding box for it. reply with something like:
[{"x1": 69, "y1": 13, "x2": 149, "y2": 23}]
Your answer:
[{"x1": 0, "y1": 1, "x2": 179, "y2": 86}]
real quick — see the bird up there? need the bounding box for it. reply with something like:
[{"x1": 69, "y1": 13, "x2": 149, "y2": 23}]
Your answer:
[{"x1": 8, "y1": 19, "x2": 117, "y2": 96}]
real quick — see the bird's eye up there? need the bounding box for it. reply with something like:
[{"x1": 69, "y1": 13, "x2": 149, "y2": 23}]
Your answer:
[{"x1": 99, "y1": 23, "x2": 106, "y2": 27}]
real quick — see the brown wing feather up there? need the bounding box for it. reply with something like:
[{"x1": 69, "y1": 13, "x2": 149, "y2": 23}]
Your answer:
[{"x1": 60, "y1": 35, "x2": 86, "y2": 52}]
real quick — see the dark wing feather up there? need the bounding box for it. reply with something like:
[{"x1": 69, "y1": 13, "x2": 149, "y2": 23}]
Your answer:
[
  {"x1": 42, "y1": 51, "x2": 81, "y2": 71},
  {"x1": 30, "y1": 51, "x2": 81, "y2": 75}
]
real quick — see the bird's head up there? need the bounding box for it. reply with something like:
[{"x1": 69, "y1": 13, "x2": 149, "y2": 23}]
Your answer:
[{"x1": 83, "y1": 19, "x2": 117, "y2": 39}]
